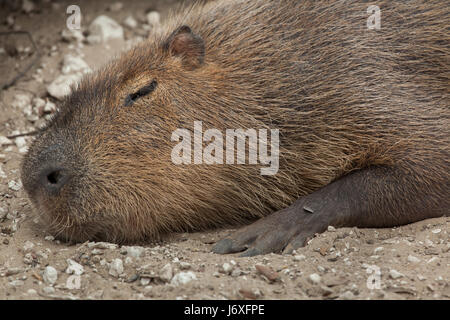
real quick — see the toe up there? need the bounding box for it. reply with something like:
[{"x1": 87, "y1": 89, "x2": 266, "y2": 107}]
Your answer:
[
  {"x1": 211, "y1": 238, "x2": 250, "y2": 254},
  {"x1": 239, "y1": 247, "x2": 262, "y2": 257},
  {"x1": 211, "y1": 238, "x2": 234, "y2": 254},
  {"x1": 282, "y1": 232, "x2": 311, "y2": 254}
]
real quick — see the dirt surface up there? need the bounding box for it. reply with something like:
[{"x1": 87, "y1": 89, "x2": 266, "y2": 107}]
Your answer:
[{"x1": 0, "y1": 0, "x2": 449, "y2": 300}]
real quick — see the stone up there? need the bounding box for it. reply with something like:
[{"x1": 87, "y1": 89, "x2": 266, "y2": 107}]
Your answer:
[
  {"x1": 123, "y1": 246, "x2": 145, "y2": 258},
  {"x1": 309, "y1": 273, "x2": 321, "y2": 284},
  {"x1": 88, "y1": 15, "x2": 124, "y2": 43},
  {"x1": 42, "y1": 286, "x2": 55, "y2": 294},
  {"x1": 146, "y1": 11, "x2": 160, "y2": 27},
  {"x1": 294, "y1": 254, "x2": 306, "y2": 261},
  {"x1": 15, "y1": 137, "x2": 26, "y2": 149},
  {"x1": 221, "y1": 262, "x2": 233, "y2": 274},
  {"x1": 159, "y1": 263, "x2": 173, "y2": 283},
  {"x1": 9, "y1": 280, "x2": 25, "y2": 287},
  {"x1": 389, "y1": 269, "x2": 404, "y2": 279},
  {"x1": 22, "y1": 0, "x2": 35, "y2": 13},
  {"x1": 124, "y1": 16, "x2": 138, "y2": 29},
  {"x1": 407, "y1": 255, "x2": 421, "y2": 263},
  {"x1": 8, "y1": 180, "x2": 22, "y2": 191},
  {"x1": 12, "y1": 93, "x2": 32, "y2": 109},
  {"x1": 66, "y1": 259, "x2": 84, "y2": 275},
  {"x1": 23, "y1": 240, "x2": 34, "y2": 251},
  {"x1": 61, "y1": 54, "x2": 91, "y2": 75},
  {"x1": 47, "y1": 74, "x2": 82, "y2": 100},
  {"x1": 43, "y1": 266, "x2": 58, "y2": 285},
  {"x1": 179, "y1": 262, "x2": 191, "y2": 270},
  {"x1": 255, "y1": 265, "x2": 279, "y2": 282},
  {"x1": 61, "y1": 29, "x2": 84, "y2": 42},
  {"x1": 109, "y1": 258, "x2": 124, "y2": 277},
  {"x1": 0, "y1": 136, "x2": 13, "y2": 146},
  {"x1": 170, "y1": 271, "x2": 197, "y2": 286}
]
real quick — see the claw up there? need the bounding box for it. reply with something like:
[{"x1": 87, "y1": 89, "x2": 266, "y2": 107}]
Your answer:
[
  {"x1": 239, "y1": 247, "x2": 261, "y2": 257},
  {"x1": 211, "y1": 238, "x2": 234, "y2": 254}
]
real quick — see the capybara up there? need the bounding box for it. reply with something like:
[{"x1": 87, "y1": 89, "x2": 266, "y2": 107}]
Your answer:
[{"x1": 21, "y1": 0, "x2": 449, "y2": 256}]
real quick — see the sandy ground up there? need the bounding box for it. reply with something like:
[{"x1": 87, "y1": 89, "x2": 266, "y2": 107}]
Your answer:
[{"x1": 0, "y1": 0, "x2": 449, "y2": 300}]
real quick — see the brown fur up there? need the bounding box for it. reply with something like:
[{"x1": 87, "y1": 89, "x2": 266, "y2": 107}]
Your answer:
[{"x1": 21, "y1": 0, "x2": 449, "y2": 243}]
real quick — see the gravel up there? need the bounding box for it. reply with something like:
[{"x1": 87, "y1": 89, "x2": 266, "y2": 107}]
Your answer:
[
  {"x1": 87, "y1": 15, "x2": 124, "y2": 44},
  {"x1": 11, "y1": 93, "x2": 32, "y2": 109},
  {"x1": 159, "y1": 263, "x2": 173, "y2": 283},
  {"x1": 171, "y1": 272, "x2": 197, "y2": 286},
  {"x1": 43, "y1": 266, "x2": 58, "y2": 285},
  {"x1": 61, "y1": 29, "x2": 85, "y2": 43},
  {"x1": 8, "y1": 180, "x2": 22, "y2": 191},
  {"x1": 146, "y1": 11, "x2": 160, "y2": 27},
  {"x1": 0, "y1": 136, "x2": 13, "y2": 146},
  {"x1": 308, "y1": 273, "x2": 322, "y2": 284},
  {"x1": 109, "y1": 258, "x2": 124, "y2": 277},
  {"x1": 66, "y1": 259, "x2": 84, "y2": 275},
  {"x1": 47, "y1": 74, "x2": 82, "y2": 100},
  {"x1": 123, "y1": 16, "x2": 138, "y2": 29},
  {"x1": 123, "y1": 246, "x2": 145, "y2": 258},
  {"x1": 61, "y1": 54, "x2": 91, "y2": 75},
  {"x1": 408, "y1": 255, "x2": 421, "y2": 263},
  {"x1": 389, "y1": 269, "x2": 404, "y2": 279},
  {"x1": 220, "y1": 262, "x2": 233, "y2": 275},
  {"x1": 23, "y1": 241, "x2": 34, "y2": 252}
]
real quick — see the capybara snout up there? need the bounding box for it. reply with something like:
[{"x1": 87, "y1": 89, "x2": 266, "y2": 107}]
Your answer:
[{"x1": 22, "y1": 142, "x2": 72, "y2": 195}]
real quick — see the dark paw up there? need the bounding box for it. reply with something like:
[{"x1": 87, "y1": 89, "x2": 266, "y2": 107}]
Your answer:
[{"x1": 212, "y1": 197, "x2": 335, "y2": 256}]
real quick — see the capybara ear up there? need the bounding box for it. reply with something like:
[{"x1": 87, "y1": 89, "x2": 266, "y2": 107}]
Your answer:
[{"x1": 164, "y1": 25, "x2": 205, "y2": 70}]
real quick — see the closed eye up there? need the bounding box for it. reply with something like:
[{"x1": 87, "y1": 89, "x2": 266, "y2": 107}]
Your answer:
[{"x1": 124, "y1": 80, "x2": 158, "y2": 106}]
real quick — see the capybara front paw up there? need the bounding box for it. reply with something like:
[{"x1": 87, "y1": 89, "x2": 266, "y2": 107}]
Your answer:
[{"x1": 212, "y1": 203, "x2": 331, "y2": 256}]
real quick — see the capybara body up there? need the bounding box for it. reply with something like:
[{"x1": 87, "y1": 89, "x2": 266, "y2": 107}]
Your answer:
[{"x1": 21, "y1": 0, "x2": 449, "y2": 249}]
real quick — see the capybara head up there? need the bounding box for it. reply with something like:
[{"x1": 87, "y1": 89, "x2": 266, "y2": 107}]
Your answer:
[{"x1": 21, "y1": 17, "x2": 298, "y2": 243}]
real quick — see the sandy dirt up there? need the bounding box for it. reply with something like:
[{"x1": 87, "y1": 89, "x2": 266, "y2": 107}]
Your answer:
[{"x1": 0, "y1": 0, "x2": 448, "y2": 300}]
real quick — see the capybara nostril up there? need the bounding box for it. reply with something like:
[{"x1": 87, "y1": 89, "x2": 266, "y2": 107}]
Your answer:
[
  {"x1": 40, "y1": 167, "x2": 70, "y2": 194},
  {"x1": 46, "y1": 169, "x2": 62, "y2": 184}
]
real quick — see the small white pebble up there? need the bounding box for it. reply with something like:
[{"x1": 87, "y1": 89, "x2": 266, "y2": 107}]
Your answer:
[
  {"x1": 66, "y1": 259, "x2": 84, "y2": 275},
  {"x1": 389, "y1": 269, "x2": 404, "y2": 279},
  {"x1": 15, "y1": 137, "x2": 26, "y2": 148},
  {"x1": 308, "y1": 273, "x2": 321, "y2": 284},
  {"x1": 43, "y1": 266, "x2": 58, "y2": 285},
  {"x1": 27, "y1": 289, "x2": 37, "y2": 295},
  {"x1": 427, "y1": 257, "x2": 439, "y2": 264},
  {"x1": 340, "y1": 291, "x2": 355, "y2": 300},
  {"x1": 171, "y1": 272, "x2": 197, "y2": 286},
  {"x1": 374, "y1": 247, "x2": 384, "y2": 254},
  {"x1": 109, "y1": 258, "x2": 124, "y2": 277},
  {"x1": 146, "y1": 11, "x2": 160, "y2": 26},
  {"x1": 42, "y1": 286, "x2": 55, "y2": 294},
  {"x1": 294, "y1": 254, "x2": 306, "y2": 261},
  {"x1": 407, "y1": 255, "x2": 421, "y2": 263},
  {"x1": 23, "y1": 240, "x2": 35, "y2": 252},
  {"x1": 8, "y1": 180, "x2": 22, "y2": 191},
  {"x1": 0, "y1": 136, "x2": 13, "y2": 146}
]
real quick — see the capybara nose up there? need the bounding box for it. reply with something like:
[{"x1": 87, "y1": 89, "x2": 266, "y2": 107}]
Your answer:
[{"x1": 39, "y1": 166, "x2": 71, "y2": 195}]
